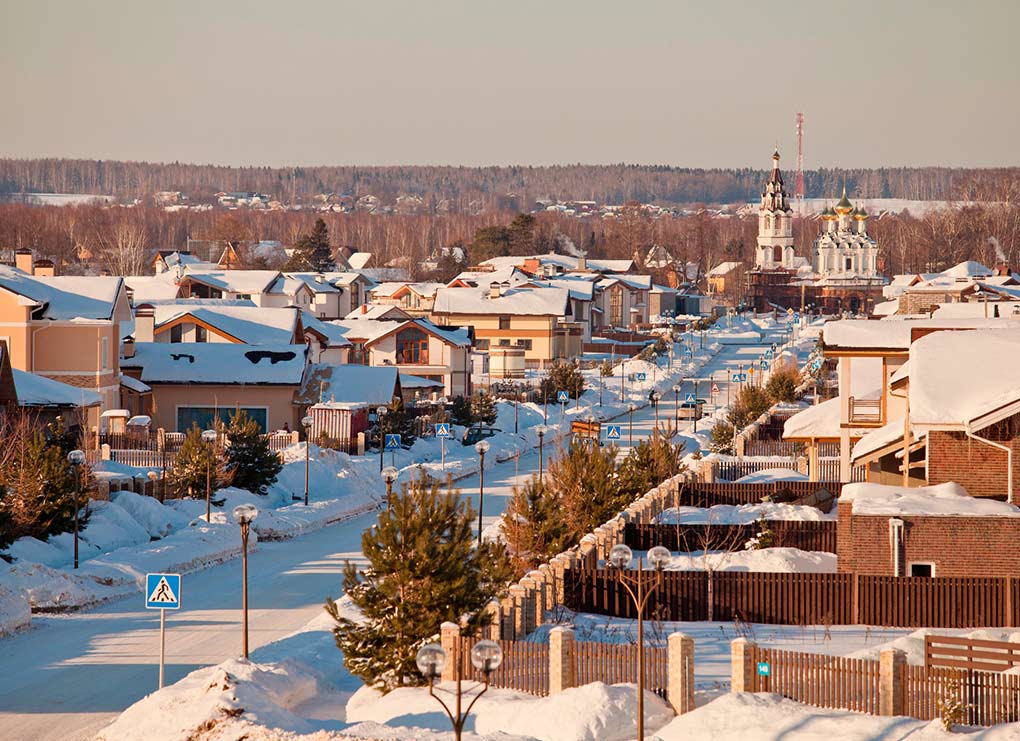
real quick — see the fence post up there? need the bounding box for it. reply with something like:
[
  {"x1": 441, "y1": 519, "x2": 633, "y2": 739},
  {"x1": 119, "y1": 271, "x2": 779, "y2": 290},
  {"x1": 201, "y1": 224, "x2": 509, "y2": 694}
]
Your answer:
[
  {"x1": 549, "y1": 626, "x2": 575, "y2": 694},
  {"x1": 509, "y1": 585, "x2": 526, "y2": 639},
  {"x1": 101, "y1": 443, "x2": 112, "y2": 461},
  {"x1": 527, "y1": 570, "x2": 546, "y2": 626},
  {"x1": 730, "y1": 638, "x2": 755, "y2": 693},
  {"x1": 1006, "y1": 578, "x2": 1014, "y2": 627},
  {"x1": 519, "y1": 578, "x2": 537, "y2": 636},
  {"x1": 668, "y1": 632, "x2": 695, "y2": 715},
  {"x1": 879, "y1": 648, "x2": 906, "y2": 716},
  {"x1": 483, "y1": 599, "x2": 501, "y2": 641},
  {"x1": 440, "y1": 621, "x2": 460, "y2": 682},
  {"x1": 852, "y1": 571, "x2": 860, "y2": 625}
]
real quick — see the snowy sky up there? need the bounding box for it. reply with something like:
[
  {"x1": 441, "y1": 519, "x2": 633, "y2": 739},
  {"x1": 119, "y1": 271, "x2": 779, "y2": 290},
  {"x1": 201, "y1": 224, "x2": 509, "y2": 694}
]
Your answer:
[{"x1": 2, "y1": 0, "x2": 1018, "y2": 168}]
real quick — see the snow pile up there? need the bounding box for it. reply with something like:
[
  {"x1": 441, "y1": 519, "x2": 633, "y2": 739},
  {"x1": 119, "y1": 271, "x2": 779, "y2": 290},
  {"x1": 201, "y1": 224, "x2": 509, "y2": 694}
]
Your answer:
[
  {"x1": 656, "y1": 548, "x2": 837, "y2": 573},
  {"x1": 733, "y1": 468, "x2": 808, "y2": 484},
  {"x1": 653, "y1": 691, "x2": 1020, "y2": 740},
  {"x1": 839, "y1": 481, "x2": 1020, "y2": 517},
  {"x1": 658, "y1": 503, "x2": 835, "y2": 525},
  {"x1": 847, "y1": 627, "x2": 1020, "y2": 666},
  {"x1": 0, "y1": 583, "x2": 31, "y2": 637}
]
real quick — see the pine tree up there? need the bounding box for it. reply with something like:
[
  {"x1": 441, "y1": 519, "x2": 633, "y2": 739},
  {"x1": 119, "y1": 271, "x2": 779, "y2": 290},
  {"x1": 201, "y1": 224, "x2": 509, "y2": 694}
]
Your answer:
[
  {"x1": 470, "y1": 391, "x2": 498, "y2": 426},
  {"x1": 542, "y1": 360, "x2": 586, "y2": 402},
  {"x1": 617, "y1": 435, "x2": 685, "y2": 499},
  {"x1": 284, "y1": 218, "x2": 335, "y2": 272},
  {"x1": 449, "y1": 395, "x2": 473, "y2": 427},
  {"x1": 225, "y1": 411, "x2": 282, "y2": 495},
  {"x1": 327, "y1": 476, "x2": 512, "y2": 692},
  {"x1": 166, "y1": 424, "x2": 231, "y2": 500},
  {"x1": 502, "y1": 476, "x2": 569, "y2": 576},
  {"x1": 547, "y1": 441, "x2": 623, "y2": 541}
]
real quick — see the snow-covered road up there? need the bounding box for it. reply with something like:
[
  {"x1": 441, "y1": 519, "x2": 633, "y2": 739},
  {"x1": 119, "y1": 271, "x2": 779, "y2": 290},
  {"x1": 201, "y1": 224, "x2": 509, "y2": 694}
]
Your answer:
[{"x1": 0, "y1": 326, "x2": 802, "y2": 740}]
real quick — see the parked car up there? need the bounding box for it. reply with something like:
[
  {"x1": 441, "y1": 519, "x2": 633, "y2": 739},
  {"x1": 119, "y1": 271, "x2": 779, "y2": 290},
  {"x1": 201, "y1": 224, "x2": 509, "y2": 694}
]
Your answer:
[
  {"x1": 677, "y1": 399, "x2": 707, "y2": 420},
  {"x1": 462, "y1": 426, "x2": 501, "y2": 446}
]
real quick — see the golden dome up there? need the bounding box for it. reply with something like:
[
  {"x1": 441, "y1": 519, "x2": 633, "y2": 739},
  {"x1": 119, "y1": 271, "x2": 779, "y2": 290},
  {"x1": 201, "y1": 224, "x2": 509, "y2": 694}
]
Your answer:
[
  {"x1": 821, "y1": 204, "x2": 837, "y2": 220},
  {"x1": 834, "y1": 185, "x2": 854, "y2": 215}
]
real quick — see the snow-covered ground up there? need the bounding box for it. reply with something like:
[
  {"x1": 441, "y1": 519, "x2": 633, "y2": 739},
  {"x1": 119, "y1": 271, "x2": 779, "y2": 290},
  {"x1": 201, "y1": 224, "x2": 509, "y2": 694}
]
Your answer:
[{"x1": 657, "y1": 502, "x2": 835, "y2": 525}]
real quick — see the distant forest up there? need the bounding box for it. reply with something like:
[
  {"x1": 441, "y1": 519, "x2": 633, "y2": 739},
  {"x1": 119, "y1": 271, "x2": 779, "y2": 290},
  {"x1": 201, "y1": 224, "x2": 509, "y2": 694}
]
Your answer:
[{"x1": 2, "y1": 159, "x2": 1019, "y2": 208}]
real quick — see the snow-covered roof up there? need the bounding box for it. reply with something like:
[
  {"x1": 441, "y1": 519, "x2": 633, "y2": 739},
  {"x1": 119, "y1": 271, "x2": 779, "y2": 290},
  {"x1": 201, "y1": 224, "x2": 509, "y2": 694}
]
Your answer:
[
  {"x1": 480, "y1": 254, "x2": 634, "y2": 274},
  {"x1": 839, "y1": 482, "x2": 1020, "y2": 518},
  {"x1": 399, "y1": 373, "x2": 444, "y2": 389},
  {"x1": 124, "y1": 275, "x2": 184, "y2": 303},
  {"x1": 944, "y1": 260, "x2": 993, "y2": 279},
  {"x1": 451, "y1": 266, "x2": 531, "y2": 288},
  {"x1": 151, "y1": 304, "x2": 300, "y2": 344},
  {"x1": 343, "y1": 304, "x2": 412, "y2": 321},
  {"x1": 782, "y1": 396, "x2": 841, "y2": 440},
  {"x1": 298, "y1": 363, "x2": 399, "y2": 406},
  {"x1": 180, "y1": 269, "x2": 281, "y2": 295},
  {"x1": 909, "y1": 328, "x2": 1020, "y2": 428},
  {"x1": 873, "y1": 300, "x2": 899, "y2": 317},
  {"x1": 300, "y1": 312, "x2": 353, "y2": 347},
  {"x1": 850, "y1": 417, "x2": 927, "y2": 464},
  {"x1": 707, "y1": 261, "x2": 743, "y2": 277},
  {"x1": 274, "y1": 273, "x2": 342, "y2": 295},
  {"x1": 432, "y1": 285, "x2": 570, "y2": 316},
  {"x1": 595, "y1": 275, "x2": 652, "y2": 291},
  {"x1": 0, "y1": 266, "x2": 124, "y2": 321},
  {"x1": 823, "y1": 318, "x2": 1019, "y2": 351},
  {"x1": 346, "y1": 252, "x2": 373, "y2": 270},
  {"x1": 12, "y1": 369, "x2": 102, "y2": 407},
  {"x1": 120, "y1": 375, "x2": 152, "y2": 394},
  {"x1": 122, "y1": 343, "x2": 307, "y2": 385}
]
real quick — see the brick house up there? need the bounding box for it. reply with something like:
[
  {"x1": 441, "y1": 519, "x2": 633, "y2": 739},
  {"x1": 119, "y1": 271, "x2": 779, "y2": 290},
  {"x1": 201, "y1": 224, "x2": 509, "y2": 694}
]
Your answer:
[{"x1": 836, "y1": 481, "x2": 1020, "y2": 578}]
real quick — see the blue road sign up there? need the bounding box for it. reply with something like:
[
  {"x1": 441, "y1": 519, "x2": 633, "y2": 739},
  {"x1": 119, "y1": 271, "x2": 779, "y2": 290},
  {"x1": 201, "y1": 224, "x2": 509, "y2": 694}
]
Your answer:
[
  {"x1": 145, "y1": 573, "x2": 181, "y2": 610},
  {"x1": 606, "y1": 424, "x2": 622, "y2": 440},
  {"x1": 557, "y1": 390, "x2": 569, "y2": 403},
  {"x1": 385, "y1": 433, "x2": 402, "y2": 450},
  {"x1": 760, "y1": 360, "x2": 769, "y2": 371},
  {"x1": 794, "y1": 312, "x2": 801, "y2": 322},
  {"x1": 636, "y1": 372, "x2": 647, "y2": 381},
  {"x1": 684, "y1": 393, "x2": 696, "y2": 403},
  {"x1": 734, "y1": 373, "x2": 747, "y2": 382},
  {"x1": 434, "y1": 423, "x2": 452, "y2": 438},
  {"x1": 757, "y1": 661, "x2": 770, "y2": 676},
  {"x1": 765, "y1": 349, "x2": 774, "y2": 359}
]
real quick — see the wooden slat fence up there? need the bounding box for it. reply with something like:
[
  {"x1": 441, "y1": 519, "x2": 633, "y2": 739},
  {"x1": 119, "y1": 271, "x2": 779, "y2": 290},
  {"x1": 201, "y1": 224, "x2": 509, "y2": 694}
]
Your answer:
[
  {"x1": 925, "y1": 634, "x2": 1020, "y2": 672},
  {"x1": 108, "y1": 448, "x2": 173, "y2": 470},
  {"x1": 904, "y1": 664, "x2": 1020, "y2": 725},
  {"x1": 574, "y1": 642, "x2": 668, "y2": 698},
  {"x1": 625, "y1": 521, "x2": 837, "y2": 553},
  {"x1": 678, "y1": 481, "x2": 846, "y2": 508},
  {"x1": 457, "y1": 638, "x2": 549, "y2": 696},
  {"x1": 749, "y1": 644, "x2": 881, "y2": 715},
  {"x1": 566, "y1": 569, "x2": 708, "y2": 622},
  {"x1": 856, "y1": 576, "x2": 1008, "y2": 629}
]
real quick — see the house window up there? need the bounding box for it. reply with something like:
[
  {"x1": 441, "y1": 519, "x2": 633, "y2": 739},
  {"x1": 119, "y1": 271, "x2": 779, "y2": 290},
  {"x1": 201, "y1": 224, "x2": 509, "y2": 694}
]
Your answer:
[
  {"x1": 396, "y1": 327, "x2": 429, "y2": 364},
  {"x1": 498, "y1": 315, "x2": 511, "y2": 330},
  {"x1": 475, "y1": 339, "x2": 490, "y2": 350},
  {"x1": 909, "y1": 562, "x2": 934, "y2": 578},
  {"x1": 498, "y1": 338, "x2": 511, "y2": 346},
  {"x1": 177, "y1": 406, "x2": 268, "y2": 433},
  {"x1": 195, "y1": 326, "x2": 208, "y2": 343},
  {"x1": 237, "y1": 293, "x2": 251, "y2": 301},
  {"x1": 101, "y1": 337, "x2": 109, "y2": 370},
  {"x1": 170, "y1": 325, "x2": 183, "y2": 343},
  {"x1": 845, "y1": 257, "x2": 853, "y2": 271},
  {"x1": 610, "y1": 289, "x2": 623, "y2": 325},
  {"x1": 517, "y1": 339, "x2": 533, "y2": 350}
]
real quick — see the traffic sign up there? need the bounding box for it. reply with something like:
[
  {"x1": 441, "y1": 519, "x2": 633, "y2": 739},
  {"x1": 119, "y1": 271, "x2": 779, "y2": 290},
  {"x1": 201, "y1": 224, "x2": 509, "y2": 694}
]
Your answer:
[
  {"x1": 733, "y1": 373, "x2": 747, "y2": 382},
  {"x1": 711, "y1": 383, "x2": 720, "y2": 394},
  {"x1": 146, "y1": 573, "x2": 181, "y2": 610},
  {"x1": 684, "y1": 392, "x2": 696, "y2": 404},
  {"x1": 757, "y1": 661, "x2": 771, "y2": 676},
  {"x1": 760, "y1": 360, "x2": 769, "y2": 371},
  {"x1": 606, "y1": 424, "x2": 622, "y2": 440},
  {"x1": 434, "y1": 423, "x2": 452, "y2": 439},
  {"x1": 385, "y1": 433, "x2": 402, "y2": 450},
  {"x1": 636, "y1": 372, "x2": 647, "y2": 381},
  {"x1": 557, "y1": 390, "x2": 569, "y2": 403},
  {"x1": 765, "y1": 349, "x2": 774, "y2": 359}
]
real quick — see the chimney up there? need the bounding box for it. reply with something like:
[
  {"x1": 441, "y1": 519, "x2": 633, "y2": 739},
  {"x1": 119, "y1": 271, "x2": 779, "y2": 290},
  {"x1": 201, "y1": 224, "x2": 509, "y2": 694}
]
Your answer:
[
  {"x1": 33, "y1": 258, "x2": 55, "y2": 278},
  {"x1": 489, "y1": 281, "x2": 501, "y2": 299},
  {"x1": 995, "y1": 262, "x2": 1011, "y2": 277},
  {"x1": 361, "y1": 303, "x2": 367, "y2": 314},
  {"x1": 578, "y1": 253, "x2": 587, "y2": 271},
  {"x1": 135, "y1": 305, "x2": 155, "y2": 343},
  {"x1": 14, "y1": 248, "x2": 33, "y2": 274},
  {"x1": 122, "y1": 336, "x2": 136, "y2": 359}
]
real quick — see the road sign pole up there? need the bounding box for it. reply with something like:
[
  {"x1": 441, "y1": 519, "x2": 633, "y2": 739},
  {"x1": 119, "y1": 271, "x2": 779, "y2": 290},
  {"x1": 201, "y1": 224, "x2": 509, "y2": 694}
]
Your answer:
[
  {"x1": 159, "y1": 607, "x2": 166, "y2": 689},
  {"x1": 441, "y1": 436, "x2": 445, "y2": 471}
]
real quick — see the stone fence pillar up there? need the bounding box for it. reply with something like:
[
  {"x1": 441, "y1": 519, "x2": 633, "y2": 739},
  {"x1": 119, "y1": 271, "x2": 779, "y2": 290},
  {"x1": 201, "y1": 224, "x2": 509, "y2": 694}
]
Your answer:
[
  {"x1": 879, "y1": 648, "x2": 906, "y2": 716},
  {"x1": 668, "y1": 632, "x2": 695, "y2": 715},
  {"x1": 730, "y1": 638, "x2": 754, "y2": 693},
  {"x1": 440, "y1": 621, "x2": 460, "y2": 682},
  {"x1": 549, "y1": 626, "x2": 576, "y2": 694}
]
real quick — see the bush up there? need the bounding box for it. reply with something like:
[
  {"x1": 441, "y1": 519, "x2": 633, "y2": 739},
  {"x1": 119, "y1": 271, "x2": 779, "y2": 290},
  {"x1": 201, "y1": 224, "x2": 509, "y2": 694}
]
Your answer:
[
  {"x1": 709, "y1": 421, "x2": 736, "y2": 454},
  {"x1": 765, "y1": 363, "x2": 799, "y2": 403},
  {"x1": 166, "y1": 424, "x2": 231, "y2": 500},
  {"x1": 541, "y1": 360, "x2": 585, "y2": 402}
]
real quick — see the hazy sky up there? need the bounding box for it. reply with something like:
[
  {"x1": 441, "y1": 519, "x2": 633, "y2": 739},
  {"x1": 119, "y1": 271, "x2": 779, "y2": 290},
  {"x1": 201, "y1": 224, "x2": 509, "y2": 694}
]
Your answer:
[{"x1": 2, "y1": 1, "x2": 1018, "y2": 168}]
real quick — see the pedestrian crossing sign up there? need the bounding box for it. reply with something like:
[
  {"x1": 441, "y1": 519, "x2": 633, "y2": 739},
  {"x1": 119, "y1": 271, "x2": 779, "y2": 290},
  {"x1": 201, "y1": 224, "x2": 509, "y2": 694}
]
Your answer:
[
  {"x1": 636, "y1": 372, "x2": 647, "y2": 381},
  {"x1": 684, "y1": 393, "x2": 696, "y2": 403},
  {"x1": 557, "y1": 390, "x2": 569, "y2": 403},
  {"x1": 435, "y1": 423, "x2": 452, "y2": 438},
  {"x1": 145, "y1": 573, "x2": 181, "y2": 610},
  {"x1": 385, "y1": 433, "x2": 402, "y2": 450},
  {"x1": 606, "y1": 425, "x2": 622, "y2": 440}
]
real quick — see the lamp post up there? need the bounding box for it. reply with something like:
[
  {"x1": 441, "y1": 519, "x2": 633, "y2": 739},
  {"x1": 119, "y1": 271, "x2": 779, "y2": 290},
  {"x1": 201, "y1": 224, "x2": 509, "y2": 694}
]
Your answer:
[
  {"x1": 628, "y1": 403, "x2": 635, "y2": 447},
  {"x1": 608, "y1": 543, "x2": 671, "y2": 741},
  {"x1": 376, "y1": 406, "x2": 388, "y2": 472},
  {"x1": 672, "y1": 383, "x2": 681, "y2": 427},
  {"x1": 301, "y1": 414, "x2": 313, "y2": 505},
  {"x1": 201, "y1": 429, "x2": 217, "y2": 522},
  {"x1": 650, "y1": 390, "x2": 660, "y2": 438},
  {"x1": 381, "y1": 466, "x2": 398, "y2": 509},
  {"x1": 514, "y1": 384, "x2": 519, "y2": 435},
  {"x1": 416, "y1": 639, "x2": 503, "y2": 741},
  {"x1": 475, "y1": 439, "x2": 489, "y2": 546},
  {"x1": 67, "y1": 449, "x2": 85, "y2": 569},
  {"x1": 232, "y1": 503, "x2": 259, "y2": 660},
  {"x1": 535, "y1": 425, "x2": 547, "y2": 482}
]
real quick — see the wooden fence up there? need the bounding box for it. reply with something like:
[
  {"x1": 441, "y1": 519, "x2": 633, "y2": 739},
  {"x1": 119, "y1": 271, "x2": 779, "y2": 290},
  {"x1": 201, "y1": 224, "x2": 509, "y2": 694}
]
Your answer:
[
  {"x1": 904, "y1": 664, "x2": 1020, "y2": 725},
  {"x1": 747, "y1": 644, "x2": 881, "y2": 715},
  {"x1": 625, "y1": 521, "x2": 837, "y2": 553},
  {"x1": 457, "y1": 638, "x2": 549, "y2": 696},
  {"x1": 574, "y1": 642, "x2": 668, "y2": 698},
  {"x1": 925, "y1": 634, "x2": 1020, "y2": 673},
  {"x1": 565, "y1": 569, "x2": 1020, "y2": 629},
  {"x1": 677, "y1": 480, "x2": 846, "y2": 508}
]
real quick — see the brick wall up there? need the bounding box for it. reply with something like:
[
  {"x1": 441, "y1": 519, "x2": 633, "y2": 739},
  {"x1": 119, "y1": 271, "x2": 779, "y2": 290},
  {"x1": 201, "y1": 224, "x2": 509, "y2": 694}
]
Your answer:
[
  {"x1": 837, "y1": 504, "x2": 1020, "y2": 577},
  {"x1": 927, "y1": 427, "x2": 1020, "y2": 504}
]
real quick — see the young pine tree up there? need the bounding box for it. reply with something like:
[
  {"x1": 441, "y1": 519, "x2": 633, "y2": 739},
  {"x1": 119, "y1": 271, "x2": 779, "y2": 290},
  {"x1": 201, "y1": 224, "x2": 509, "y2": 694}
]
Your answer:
[
  {"x1": 547, "y1": 441, "x2": 624, "y2": 541},
  {"x1": 225, "y1": 411, "x2": 282, "y2": 495},
  {"x1": 284, "y1": 218, "x2": 335, "y2": 272},
  {"x1": 470, "y1": 391, "x2": 498, "y2": 426},
  {"x1": 327, "y1": 476, "x2": 511, "y2": 692},
  {"x1": 449, "y1": 395, "x2": 473, "y2": 428},
  {"x1": 617, "y1": 435, "x2": 686, "y2": 499},
  {"x1": 502, "y1": 476, "x2": 569, "y2": 577},
  {"x1": 167, "y1": 424, "x2": 232, "y2": 500}
]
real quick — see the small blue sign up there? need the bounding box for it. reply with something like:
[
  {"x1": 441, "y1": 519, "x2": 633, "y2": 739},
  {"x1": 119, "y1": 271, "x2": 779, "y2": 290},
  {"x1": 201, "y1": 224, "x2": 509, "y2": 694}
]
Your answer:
[
  {"x1": 606, "y1": 425, "x2": 622, "y2": 440},
  {"x1": 385, "y1": 433, "x2": 402, "y2": 450},
  {"x1": 145, "y1": 573, "x2": 181, "y2": 610},
  {"x1": 757, "y1": 661, "x2": 771, "y2": 677},
  {"x1": 760, "y1": 360, "x2": 769, "y2": 371},
  {"x1": 794, "y1": 312, "x2": 801, "y2": 322},
  {"x1": 557, "y1": 390, "x2": 569, "y2": 403},
  {"x1": 734, "y1": 373, "x2": 747, "y2": 382},
  {"x1": 435, "y1": 423, "x2": 451, "y2": 439},
  {"x1": 636, "y1": 372, "x2": 647, "y2": 381},
  {"x1": 765, "y1": 349, "x2": 774, "y2": 359},
  {"x1": 684, "y1": 393, "x2": 696, "y2": 403}
]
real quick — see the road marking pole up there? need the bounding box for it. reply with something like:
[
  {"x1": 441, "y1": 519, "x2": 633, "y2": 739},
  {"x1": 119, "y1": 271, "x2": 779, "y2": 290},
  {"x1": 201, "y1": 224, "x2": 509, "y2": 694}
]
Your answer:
[{"x1": 159, "y1": 608, "x2": 166, "y2": 689}]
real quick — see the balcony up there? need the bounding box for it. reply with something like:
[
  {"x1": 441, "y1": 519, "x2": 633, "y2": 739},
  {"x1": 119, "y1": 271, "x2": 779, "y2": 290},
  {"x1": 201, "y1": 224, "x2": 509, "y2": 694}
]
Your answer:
[{"x1": 848, "y1": 396, "x2": 882, "y2": 425}]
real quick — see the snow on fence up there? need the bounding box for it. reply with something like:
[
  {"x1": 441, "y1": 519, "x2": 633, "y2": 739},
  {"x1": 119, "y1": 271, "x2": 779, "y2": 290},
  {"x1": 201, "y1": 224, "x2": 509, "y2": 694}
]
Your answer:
[
  {"x1": 624, "y1": 521, "x2": 837, "y2": 553},
  {"x1": 705, "y1": 456, "x2": 864, "y2": 484}
]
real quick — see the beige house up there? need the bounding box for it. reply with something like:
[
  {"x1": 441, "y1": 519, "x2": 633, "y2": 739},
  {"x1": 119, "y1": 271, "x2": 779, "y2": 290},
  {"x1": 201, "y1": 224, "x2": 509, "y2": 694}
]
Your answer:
[
  {"x1": 0, "y1": 254, "x2": 132, "y2": 420},
  {"x1": 138, "y1": 303, "x2": 305, "y2": 345}
]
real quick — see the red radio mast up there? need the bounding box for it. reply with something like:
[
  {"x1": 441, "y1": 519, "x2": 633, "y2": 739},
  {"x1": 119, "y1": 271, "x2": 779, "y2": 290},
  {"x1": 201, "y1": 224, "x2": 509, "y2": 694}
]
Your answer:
[{"x1": 794, "y1": 113, "x2": 806, "y2": 206}]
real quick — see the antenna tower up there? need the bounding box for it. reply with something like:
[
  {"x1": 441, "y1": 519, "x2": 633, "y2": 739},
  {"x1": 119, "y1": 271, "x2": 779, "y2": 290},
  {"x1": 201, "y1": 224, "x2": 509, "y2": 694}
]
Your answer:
[{"x1": 794, "y1": 113, "x2": 806, "y2": 209}]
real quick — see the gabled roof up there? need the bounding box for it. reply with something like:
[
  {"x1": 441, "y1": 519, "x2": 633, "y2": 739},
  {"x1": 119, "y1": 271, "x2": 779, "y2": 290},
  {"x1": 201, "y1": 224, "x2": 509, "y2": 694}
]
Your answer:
[
  {"x1": 122, "y1": 343, "x2": 307, "y2": 385},
  {"x1": 151, "y1": 304, "x2": 302, "y2": 345},
  {"x1": 13, "y1": 369, "x2": 102, "y2": 408},
  {"x1": 432, "y1": 285, "x2": 570, "y2": 316},
  {"x1": 347, "y1": 252, "x2": 373, "y2": 270},
  {"x1": 179, "y1": 268, "x2": 281, "y2": 295},
  {"x1": 124, "y1": 275, "x2": 183, "y2": 303},
  {"x1": 0, "y1": 266, "x2": 124, "y2": 321},
  {"x1": 707, "y1": 261, "x2": 743, "y2": 277},
  {"x1": 344, "y1": 304, "x2": 412, "y2": 321},
  {"x1": 300, "y1": 312, "x2": 353, "y2": 348},
  {"x1": 278, "y1": 273, "x2": 342, "y2": 294},
  {"x1": 298, "y1": 363, "x2": 399, "y2": 406},
  {"x1": 363, "y1": 318, "x2": 472, "y2": 348}
]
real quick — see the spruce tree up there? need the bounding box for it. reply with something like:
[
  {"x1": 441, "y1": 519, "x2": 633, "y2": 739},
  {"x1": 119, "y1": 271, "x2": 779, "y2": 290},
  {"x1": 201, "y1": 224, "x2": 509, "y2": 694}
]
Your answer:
[
  {"x1": 450, "y1": 395, "x2": 473, "y2": 427},
  {"x1": 502, "y1": 476, "x2": 569, "y2": 576},
  {"x1": 225, "y1": 411, "x2": 282, "y2": 495},
  {"x1": 285, "y1": 218, "x2": 335, "y2": 272},
  {"x1": 542, "y1": 360, "x2": 585, "y2": 402},
  {"x1": 547, "y1": 441, "x2": 623, "y2": 540},
  {"x1": 470, "y1": 391, "x2": 498, "y2": 426},
  {"x1": 166, "y1": 425, "x2": 231, "y2": 500},
  {"x1": 327, "y1": 476, "x2": 511, "y2": 692},
  {"x1": 379, "y1": 397, "x2": 416, "y2": 447},
  {"x1": 617, "y1": 435, "x2": 685, "y2": 499}
]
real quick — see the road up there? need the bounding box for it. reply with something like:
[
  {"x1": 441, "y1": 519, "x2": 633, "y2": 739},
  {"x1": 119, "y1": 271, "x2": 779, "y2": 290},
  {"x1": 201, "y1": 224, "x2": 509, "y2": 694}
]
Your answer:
[{"x1": 0, "y1": 331, "x2": 794, "y2": 740}]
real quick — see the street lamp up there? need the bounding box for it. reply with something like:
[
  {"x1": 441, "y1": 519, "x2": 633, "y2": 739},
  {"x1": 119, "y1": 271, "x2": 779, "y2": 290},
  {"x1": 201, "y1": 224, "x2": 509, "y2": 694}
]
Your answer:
[
  {"x1": 201, "y1": 429, "x2": 217, "y2": 522},
  {"x1": 672, "y1": 383, "x2": 681, "y2": 427},
  {"x1": 650, "y1": 390, "x2": 661, "y2": 438},
  {"x1": 475, "y1": 439, "x2": 490, "y2": 546},
  {"x1": 381, "y1": 466, "x2": 398, "y2": 508},
  {"x1": 301, "y1": 414, "x2": 313, "y2": 505},
  {"x1": 628, "y1": 403, "x2": 635, "y2": 447},
  {"x1": 232, "y1": 503, "x2": 259, "y2": 660},
  {"x1": 535, "y1": 424, "x2": 547, "y2": 482},
  {"x1": 608, "y1": 543, "x2": 672, "y2": 741},
  {"x1": 67, "y1": 449, "x2": 85, "y2": 569},
  {"x1": 376, "y1": 406, "x2": 388, "y2": 473},
  {"x1": 416, "y1": 639, "x2": 503, "y2": 741}
]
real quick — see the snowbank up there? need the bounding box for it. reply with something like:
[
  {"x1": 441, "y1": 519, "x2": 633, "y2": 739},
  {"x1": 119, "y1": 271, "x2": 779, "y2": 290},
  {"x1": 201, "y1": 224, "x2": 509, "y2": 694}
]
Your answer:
[
  {"x1": 839, "y1": 481, "x2": 1020, "y2": 517},
  {"x1": 655, "y1": 547, "x2": 837, "y2": 573},
  {"x1": 0, "y1": 583, "x2": 31, "y2": 637},
  {"x1": 847, "y1": 627, "x2": 1020, "y2": 666},
  {"x1": 658, "y1": 503, "x2": 835, "y2": 525},
  {"x1": 733, "y1": 468, "x2": 808, "y2": 484}
]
